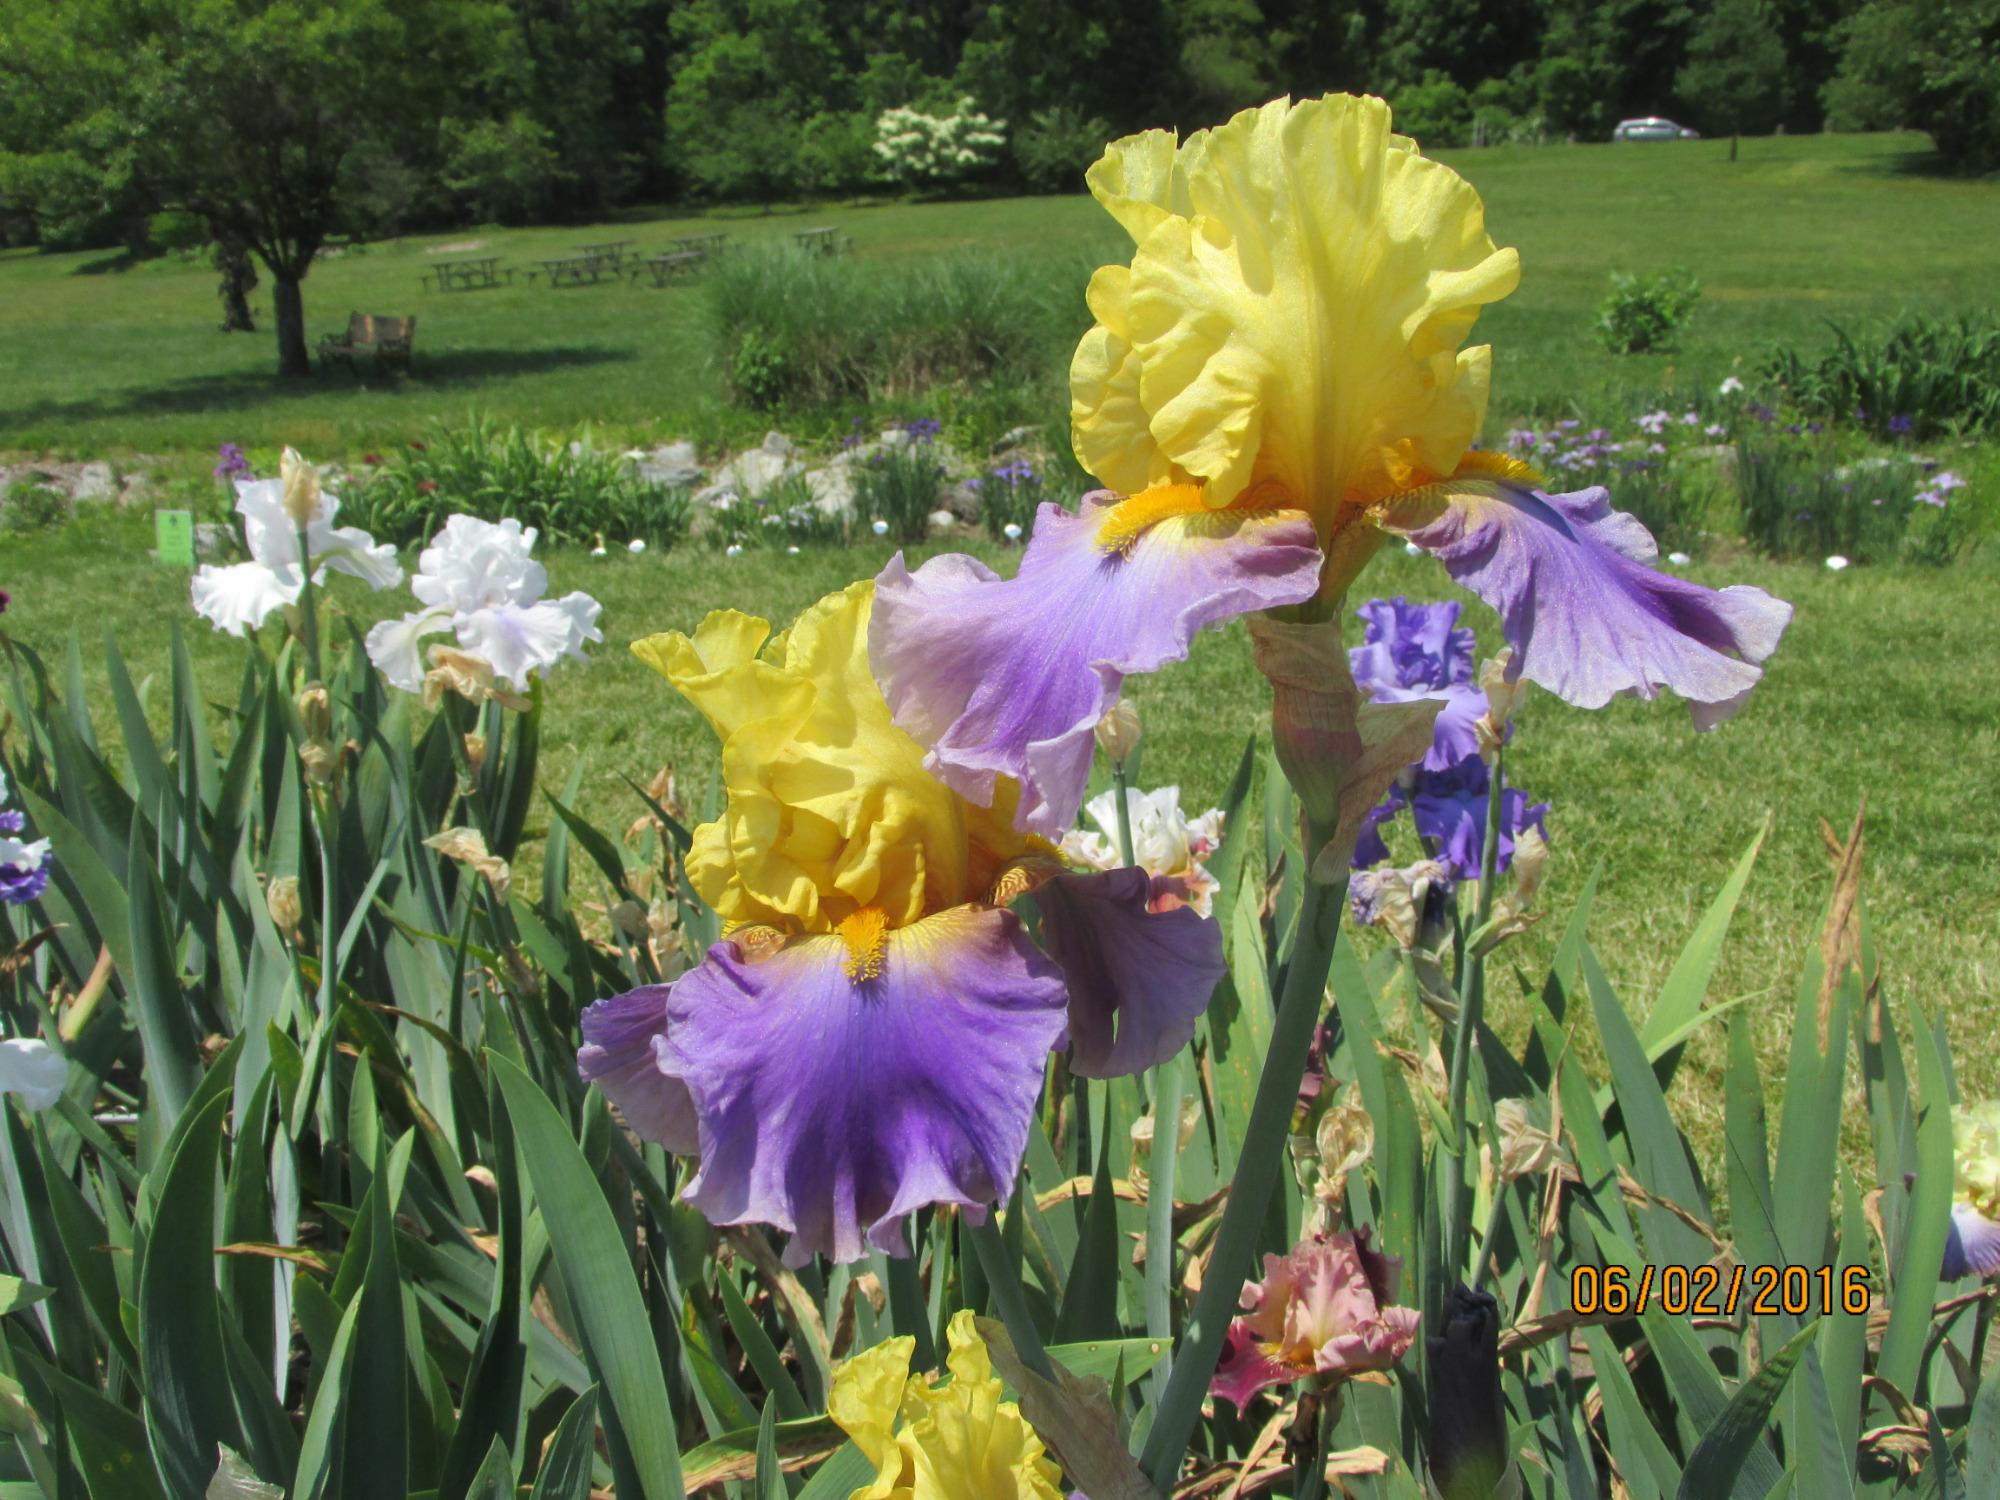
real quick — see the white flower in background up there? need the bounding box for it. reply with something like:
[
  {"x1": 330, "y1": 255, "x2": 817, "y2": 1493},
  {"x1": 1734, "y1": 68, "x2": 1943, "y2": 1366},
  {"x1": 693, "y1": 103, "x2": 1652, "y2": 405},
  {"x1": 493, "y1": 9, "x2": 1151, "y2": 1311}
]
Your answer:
[
  {"x1": 1825, "y1": 554, "x2": 1851, "y2": 572},
  {"x1": 873, "y1": 97, "x2": 1007, "y2": 187},
  {"x1": 1060, "y1": 784, "x2": 1225, "y2": 917},
  {"x1": 725, "y1": 543, "x2": 744, "y2": 558},
  {"x1": 1719, "y1": 375, "x2": 1745, "y2": 396},
  {"x1": 0, "y1": 1037, "x2": 67, "y2": 1110},
  {"x1": 786, "y1": 545, "x2": 801, "y2": 555},
  {"x1": 365, "y1": 516, "x2": 601, "y2": 695},
  {"x1": 189, "y1": 452, "x2": 402, "y2": 636},
  {"x1": 627, "y1": 538, "x2": 647, "y2": 554}
]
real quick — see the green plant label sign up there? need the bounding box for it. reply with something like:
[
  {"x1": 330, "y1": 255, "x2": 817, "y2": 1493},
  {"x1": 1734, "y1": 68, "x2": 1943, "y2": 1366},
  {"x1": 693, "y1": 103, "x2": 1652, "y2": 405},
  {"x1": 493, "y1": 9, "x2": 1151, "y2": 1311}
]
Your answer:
[{"x1": 155, "y1": 509, "x2": 195, "y2": 568}]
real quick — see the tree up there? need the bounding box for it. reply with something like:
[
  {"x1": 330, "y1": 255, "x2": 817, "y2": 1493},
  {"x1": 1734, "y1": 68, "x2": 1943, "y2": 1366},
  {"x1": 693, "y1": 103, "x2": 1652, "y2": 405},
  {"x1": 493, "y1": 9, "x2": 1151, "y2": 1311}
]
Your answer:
[
  {"x1": 1676, "y1": 0, "x2": 1791, "y2": 149},
  {"x1": 9, "y1": 0, "x2": 501, "y2": 375}
]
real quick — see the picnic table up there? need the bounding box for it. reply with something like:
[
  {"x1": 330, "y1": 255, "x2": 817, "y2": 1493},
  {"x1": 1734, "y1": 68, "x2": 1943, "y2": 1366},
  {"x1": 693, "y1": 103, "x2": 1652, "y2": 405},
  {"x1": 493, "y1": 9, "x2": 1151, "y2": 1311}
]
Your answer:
[
  {"x1": 793, "y1": 227, "x2": 843, "y2": 256},
  {"x1": 579, "y1": 240, "x2": 634, "y2": 270},
  {"x1": 633, "y1": 251, "x2": 706, "y2": 287},
  {"x1": 537, "y1": 255, "x2": 620, "y2": 288},
  {"x1": 673, "y1": 231, "x2": 730, "y2": 255},
  {"x1": 424, "y1": 256, "x2": 506, "y2": 292}
]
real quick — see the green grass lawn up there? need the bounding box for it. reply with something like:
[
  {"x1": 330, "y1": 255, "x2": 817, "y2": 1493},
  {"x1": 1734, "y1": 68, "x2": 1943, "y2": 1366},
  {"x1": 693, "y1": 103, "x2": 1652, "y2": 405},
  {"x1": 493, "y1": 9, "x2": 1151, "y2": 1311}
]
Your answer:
[
  {"x1": 5, "y1": 517, "x2": 1998, "y2": 1171},
  {"x1": 5, "y1": 126, "x2": 1998, "y2": 1172},
  {"x1": 2, "y1": 131, "x2": 1997, "y2": 464}
]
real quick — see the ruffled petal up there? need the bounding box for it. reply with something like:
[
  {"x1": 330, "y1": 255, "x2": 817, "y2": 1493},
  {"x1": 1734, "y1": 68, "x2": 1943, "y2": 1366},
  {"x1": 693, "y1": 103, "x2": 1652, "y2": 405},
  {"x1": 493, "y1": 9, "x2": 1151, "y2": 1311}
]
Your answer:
[
  {"x1": 1033, "y1": 867, "x2": 1224, "y2": 1078},
  {"x1": 190, "y1": 560, "x2": 302, "y2": 637},
  {"x1": 314, "y1": 526, "x2": 404, "y2": 591},
  {"x1": 1376, "y1": 479, "x2": 1792, "y2": 726},
  {"x1": 829, "y1": 1336, "x2": 918, "y2": 1498},
  {"x1": 872, "y1": 490, "x2": 1321, "y2": 838},
  {"x1": 1211, "y1": 1321, "x2": 1296, "y2": 1410},
  {"x1": 413, "y1": 515, "x2": 546, "y2": 612},
  {"x1": 456, "y1": 599, "x2": 595, "y2": 688},
  {"x1": 364, "y1": 606, "x2": 453, "y2": 693},
  {"x1": 1088, "y1": 94, "x2": 1518, "y2": 517},
  {"x1": 662, "y1": 906, "x2": 1069, "y2": 1264},
  {"x1": 577, "y1": 985, "x2": 699, "y2": 1154}
]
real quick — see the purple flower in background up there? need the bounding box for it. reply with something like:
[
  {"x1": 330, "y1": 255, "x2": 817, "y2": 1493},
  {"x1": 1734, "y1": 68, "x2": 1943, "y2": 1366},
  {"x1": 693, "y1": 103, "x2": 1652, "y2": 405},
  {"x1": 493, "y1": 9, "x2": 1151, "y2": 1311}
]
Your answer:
[
  {"x1": 0, "y1": 769, "x2": 53, "y2": 907},
  {"x1": 1889, "y1": 414, "x2": 1914, "y2": 436},
  {"x1": 1505, "y1": 428, "x2": 1537, "y2": 452},
  {"x1": 903, "y1": 417, "x2": 942, "y2": 444},
  {"x1": 1409, "y1": 757, "x2": 1548, "y2": 882},
  {"x1": 1636, "y1": 410, "x2": 1670, "y2": 435},
  {"x1": 0, "y1": 588, "x2": 9, "y2": 614},
  {"x1": 993, "y1": 458, "x2": 1038, "y2": 488},
  {"x1": 1748, "y1": 403, "x2": 1776, "y2": 424},
  {"x1": 213, "y1": 442, "x2": 250, "y2": 481}
]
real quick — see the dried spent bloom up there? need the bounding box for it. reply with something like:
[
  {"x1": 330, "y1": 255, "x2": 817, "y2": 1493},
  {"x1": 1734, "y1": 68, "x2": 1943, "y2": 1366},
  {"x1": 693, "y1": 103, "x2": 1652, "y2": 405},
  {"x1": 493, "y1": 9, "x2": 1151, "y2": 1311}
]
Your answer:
[
  {"x1": 423, "y1": 646, "x2": 532, "y2": 713},
  {"x1": 831, "y1": 1311, "x2": 1065, "y2": 1499},
  {"x1": 425, "y1": 827, "x2": 511, "y2": 898},
  {"x1": 870, "y1": 95, "x2": 1788, "y2": 846},
  {"x1": 1347, "y1": 859, "x2": 1447, "y2": 948},
  {"x1": 265, "y1": 876, "x2": 303, "y2": 939},
  {"x1": 576, "y1": 584, "x2": 1224, "y2": 1262},
  {"x1": 1212, "y1": 1229, "x2": 1420, "y2": 1408},
  {"x1": 1491, "y1": 1096, "x2": 1564, "y2": 1182}
]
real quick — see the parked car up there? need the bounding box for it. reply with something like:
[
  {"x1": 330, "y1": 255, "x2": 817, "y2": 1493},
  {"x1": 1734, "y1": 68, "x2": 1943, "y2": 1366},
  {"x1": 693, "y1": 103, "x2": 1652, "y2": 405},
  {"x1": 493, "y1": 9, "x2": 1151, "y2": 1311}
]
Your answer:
[{"x1": 1614, "y1": 117, "x2": 1700, "y2": 141}]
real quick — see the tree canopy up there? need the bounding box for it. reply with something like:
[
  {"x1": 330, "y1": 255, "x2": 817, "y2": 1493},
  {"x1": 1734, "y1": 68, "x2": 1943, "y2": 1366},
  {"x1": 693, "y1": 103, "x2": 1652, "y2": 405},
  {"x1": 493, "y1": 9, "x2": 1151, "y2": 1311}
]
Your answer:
[{"x1": 4, "y1": 0, "x2": 1992, "y2": 333}]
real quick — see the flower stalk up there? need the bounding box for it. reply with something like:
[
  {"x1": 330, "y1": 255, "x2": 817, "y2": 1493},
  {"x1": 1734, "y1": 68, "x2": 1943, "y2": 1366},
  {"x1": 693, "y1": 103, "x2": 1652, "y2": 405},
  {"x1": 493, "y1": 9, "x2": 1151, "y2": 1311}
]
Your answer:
[
  {"x1": 1440, "y1": 744, "x2": 1507, "y2": 1292},
  {"x1": 1139, "y1": 831, "x2": 1350, "y2": 1488}
]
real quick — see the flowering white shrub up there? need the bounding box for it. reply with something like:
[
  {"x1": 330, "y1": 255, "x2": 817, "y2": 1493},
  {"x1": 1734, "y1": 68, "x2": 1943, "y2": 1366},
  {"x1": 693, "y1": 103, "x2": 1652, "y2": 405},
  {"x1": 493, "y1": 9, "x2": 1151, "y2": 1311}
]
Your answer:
[{"x1": 873, "y1": 96, "x2": 1006, "y2": 188}]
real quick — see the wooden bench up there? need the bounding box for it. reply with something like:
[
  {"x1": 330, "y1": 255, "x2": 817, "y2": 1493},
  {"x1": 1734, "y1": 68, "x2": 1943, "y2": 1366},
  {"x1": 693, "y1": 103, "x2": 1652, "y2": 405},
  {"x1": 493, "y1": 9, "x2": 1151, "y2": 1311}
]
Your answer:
[
  {"x1": 318, "y1": 312, "x2": 416, "y2": 374},
  {"x1": 634, "y1": 251, "x2": 706, "y2": 287}
]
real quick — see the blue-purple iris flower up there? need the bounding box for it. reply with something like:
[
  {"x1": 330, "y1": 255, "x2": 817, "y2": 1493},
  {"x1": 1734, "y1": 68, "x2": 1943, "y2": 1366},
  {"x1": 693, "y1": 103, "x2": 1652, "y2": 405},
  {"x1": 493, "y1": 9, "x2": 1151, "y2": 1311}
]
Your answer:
[
  {"x1": 0, "y1": 769, "x2": 53, "y2": 906},
  {"x1": 1346, "y1": 598, "x2": 1547, "y2": 883},
  {"x1": 213, "y1": 442, "x2": 250, "y2": 481}
]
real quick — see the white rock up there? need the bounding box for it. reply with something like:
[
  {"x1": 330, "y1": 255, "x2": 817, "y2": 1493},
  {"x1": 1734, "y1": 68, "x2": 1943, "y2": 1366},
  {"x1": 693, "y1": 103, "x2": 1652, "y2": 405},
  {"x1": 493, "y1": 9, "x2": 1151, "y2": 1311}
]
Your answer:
[
  {"x1": 1666, "y1": 550, "x2": 1691, "y2": 566},
  {"x1": 725, "y1": 543, "x2": 743, "y2": 557},
  {"x1": 1825, "y1": 555, "x2": 1850, "y2": 571},
  {"x1": 871, "y1": 519, "x2": 890, "y2": 537},
  {"x1": 635, "y1": 439, "x2": 703, "y2": 489},
  {"x1": 989, "y1": 425, "x2": 1037, "y2": 455},
  {"x1": 627, "y1": 538, "x2": 646, "y2": 554},
  {"x1": 72, "y1": 461, "x2": 117, "y2": 503},
  {"x1": 1003, "y1": 522, "x2": 1023, "y2": 541},
  {"x1": 804, "y1": 465, "x2": 857, "y2": 516},
  {"x1": 927, "y1": 508, "x2": 958, "y2": 535}
]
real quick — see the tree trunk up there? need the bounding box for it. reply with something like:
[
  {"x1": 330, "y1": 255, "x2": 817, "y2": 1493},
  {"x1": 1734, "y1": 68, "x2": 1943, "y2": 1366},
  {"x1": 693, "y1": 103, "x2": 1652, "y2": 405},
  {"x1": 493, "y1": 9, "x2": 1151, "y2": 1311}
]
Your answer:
[
  {"x1": 273, "y1": 274, "x2": 309, "y2": 376},
  {"x1": 1730, "y1": 133, "x2": 1739, "y2": 162},
  {"x1": 215, "y1": 234, "x2": 257, "y2": 333}
]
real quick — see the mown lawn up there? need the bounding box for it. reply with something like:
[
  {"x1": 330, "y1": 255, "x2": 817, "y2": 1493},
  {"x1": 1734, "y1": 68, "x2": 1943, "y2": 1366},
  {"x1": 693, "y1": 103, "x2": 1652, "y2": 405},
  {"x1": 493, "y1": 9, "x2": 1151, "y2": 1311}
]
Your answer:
[
  {"x1": 2, "y1": 131, "x2": 1998, "y2": 463},
  {"x1": 5, "y1": 518, "x2": 1997, "y2": 1172}
]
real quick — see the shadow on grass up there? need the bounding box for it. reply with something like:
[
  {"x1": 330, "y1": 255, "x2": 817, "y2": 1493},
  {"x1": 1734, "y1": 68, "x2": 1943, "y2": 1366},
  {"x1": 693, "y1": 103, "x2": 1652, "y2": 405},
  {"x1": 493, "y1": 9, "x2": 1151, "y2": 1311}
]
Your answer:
[
  {"x1": 1834, "y1": 142, "x2": 1964, "y2": 180},
  {"x1": 0, "y1": 345, "x2": 635, "y2": 428}
]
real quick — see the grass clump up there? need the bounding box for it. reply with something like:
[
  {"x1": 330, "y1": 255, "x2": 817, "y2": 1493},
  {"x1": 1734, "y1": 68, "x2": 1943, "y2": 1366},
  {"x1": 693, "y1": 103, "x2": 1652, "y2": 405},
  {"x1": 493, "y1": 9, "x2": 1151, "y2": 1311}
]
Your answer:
[
  {"x1": 1763, "y1": 310, "x2": 2000, "y2": 440},
  {"x1": 340, "y1": 415, "x2": 693, "y2": 549},
  {"x1": 706, "y1": 242, "x2": 1089, "y2": 409},
  {"x1": 1595, "y1": 268, "x2": 1702, "y2": 354}
]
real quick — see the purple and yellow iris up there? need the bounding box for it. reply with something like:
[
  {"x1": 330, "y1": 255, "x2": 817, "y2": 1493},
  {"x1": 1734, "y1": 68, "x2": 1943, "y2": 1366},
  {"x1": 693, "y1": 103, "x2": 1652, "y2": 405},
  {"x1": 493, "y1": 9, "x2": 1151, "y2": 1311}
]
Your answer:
[
  {"x1": 577, "y1": 583, "x2": 1224, "y2": 1264},
  {"x1": 868, "y1": 94, "x2": 1790, "y2": 839}
]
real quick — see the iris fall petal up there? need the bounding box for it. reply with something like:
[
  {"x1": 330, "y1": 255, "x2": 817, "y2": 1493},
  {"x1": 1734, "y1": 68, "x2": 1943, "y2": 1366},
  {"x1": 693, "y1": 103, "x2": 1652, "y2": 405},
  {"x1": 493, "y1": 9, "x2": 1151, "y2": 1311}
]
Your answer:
[
  {"x1": 871, "y1": 491, "x2": 1320, "y2": 838},
  {"x1": 1375, "y1": 478, "x2": 1792, "y2": 726},
  {"x1": 662, "y1": 907, "x2": 1069, "y2": 1264},
  {"x1": 1034, "y1": 866, "x2": 1226, "y2": 1078}
]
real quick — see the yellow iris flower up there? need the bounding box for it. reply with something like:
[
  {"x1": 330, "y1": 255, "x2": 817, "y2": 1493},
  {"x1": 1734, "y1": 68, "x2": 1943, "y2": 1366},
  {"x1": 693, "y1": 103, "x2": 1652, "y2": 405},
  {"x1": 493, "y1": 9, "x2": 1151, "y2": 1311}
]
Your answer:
[
  {"x1": 1071, "y1": 92, "x2": 1520, "y2": 572},
  {"x1": 830, "y1": 1311, "x2": 1065, "y2": 1500},
  {"x1": 632, "y1": 581, "x2": 1027, "y2": 937},
  {"x1": 1957, "y1": 1102, "x2": 2000, "y2": 1218}
]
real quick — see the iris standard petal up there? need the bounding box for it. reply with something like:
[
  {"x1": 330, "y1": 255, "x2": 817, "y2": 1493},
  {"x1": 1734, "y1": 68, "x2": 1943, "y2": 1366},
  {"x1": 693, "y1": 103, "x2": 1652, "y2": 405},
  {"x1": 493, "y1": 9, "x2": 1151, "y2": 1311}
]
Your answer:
[
  {"x1": 1080, "y1": 94, "x2": 1518, "y2": 523},
  {"x1": 1033, "y1": 866, "x2": 1224, "y2": 1078},
  {"x1": 1376, "y1": 478, "x2": 1792, "y2": 726},
  {"x1": 662, "y1": 906, "x2": 1069, "y2": 1264},
  {"x1": 871, "y1": 489, "x2": 1321, "y2": 838},
  {"x1": 0, "y1": 1038, "x2": 68, "y2": 1111},
  {"x1": 576, "y1": 984, "x2": 699, "y2": 1155}
]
